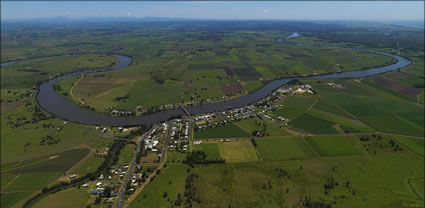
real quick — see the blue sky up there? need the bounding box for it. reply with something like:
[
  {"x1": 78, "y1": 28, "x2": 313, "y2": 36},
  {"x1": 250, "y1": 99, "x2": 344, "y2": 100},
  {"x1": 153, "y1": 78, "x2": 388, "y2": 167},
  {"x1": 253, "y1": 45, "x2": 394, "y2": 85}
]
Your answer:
[{"x1": 2, "y1": 1, "x2": 424, "y2": 21}]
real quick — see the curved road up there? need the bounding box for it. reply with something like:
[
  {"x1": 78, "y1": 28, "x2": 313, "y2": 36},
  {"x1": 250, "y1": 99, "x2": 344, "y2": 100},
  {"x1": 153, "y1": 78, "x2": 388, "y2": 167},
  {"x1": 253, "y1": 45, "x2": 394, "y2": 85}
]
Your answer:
[{"x1": 1, "y1": 46, "x2": 412, "y2": 127}]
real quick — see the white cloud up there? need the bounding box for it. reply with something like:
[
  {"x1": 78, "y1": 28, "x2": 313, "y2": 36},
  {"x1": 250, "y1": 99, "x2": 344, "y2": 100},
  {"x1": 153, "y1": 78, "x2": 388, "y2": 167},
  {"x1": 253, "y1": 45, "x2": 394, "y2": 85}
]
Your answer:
[
  {"x1": 263, "y1": 10, "x2": 268, "y2": 14},
  {"x1": 127, "y1": 11, "x2": 132, "y2": 16},
  {"x1": 64, "y1": 11, "x2": 76, "y2": 16}
]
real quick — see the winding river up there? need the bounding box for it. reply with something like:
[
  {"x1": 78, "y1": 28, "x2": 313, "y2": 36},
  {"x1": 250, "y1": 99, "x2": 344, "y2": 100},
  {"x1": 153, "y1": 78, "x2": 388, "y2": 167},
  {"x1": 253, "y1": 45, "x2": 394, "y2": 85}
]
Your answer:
[{"x1": 1, "y1": 44, "x2": 411, "y2": 127}]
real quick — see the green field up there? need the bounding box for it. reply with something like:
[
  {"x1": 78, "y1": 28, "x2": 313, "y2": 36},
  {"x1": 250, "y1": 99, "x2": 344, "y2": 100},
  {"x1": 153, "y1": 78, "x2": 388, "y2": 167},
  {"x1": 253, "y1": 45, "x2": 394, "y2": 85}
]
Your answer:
[
  {"x1": 32, "y1": 187, "x2": 90, "y2": 208},
  {"x1": 71, "y1": 155, "x2": 104, "y2": 177},
  {"x1": 194, "y1": 123, "x2": 250, "y2": 139},
  {"x1": 312, "y1": 99, "x2": 355, "y2": 119},
  {"x1": 189, "y1": 153, "x2": 424, "y2": 208},
  {"x1": 1, "y1": 54, "x2": 118, "y2": 89},
  {"x1": 289, "y1": 113, "x2": 339, "y2": 134},
  {"x1": 3, "y1": 172, "x2": 62, "y2": 192},
  {"x1": 193, "y1": 143, "x2": 222, "y2": 161},
  {"x1": 273, "y1": 95, "x2": 318, "y2": 119},
  {"x1": 117, "y1": 144, "x2": 136, "y2": 166},
  {"x1": 183, "y1": 69, "x2": 224, "y2": 101},
  {"x1": 1, "y1": 191, "x2": 34, "y2": 208},
  {"x1": 392, "y1": 136, "x2": 425, "y2": 158},
  {"x1": 167, "y1": 152, "x2": 187, "y2": 164},
  {"x1": 306, "y1": 136, "x2": 363, "y2": 156},
  {"x1": 1, "y1": 173, "x2": 17, "y2": 188},
  {"x1": 243, "y1": 81, "x2": 264, "y2": 93},
  {"x1": 235, "y1": 117, "x2": 291, "y2": 136},
  {"x1": 129, "y1": 164, "x2": 190, "y2": 208},
  {"x1": 5, "y1": 149, "x2": 89, "y2": 174},
  {"x1": 218, "y1": 140, "x2": 261, "y2": 163},
  {"x1": 312, "y1": 80, "x2": 424, "y2": 137},
  {"x1": 1, "y1": 101, "x2": 105, "y2": 164},
  {"x1": 141, "y1": 152, "x2": 160, "y2": 163},
  {"x1": 256, "y1": 137, "x2": 317, "y2": 160},
  {"x1": 307, "y1": 109, "x2": 375, "y2": 133}
]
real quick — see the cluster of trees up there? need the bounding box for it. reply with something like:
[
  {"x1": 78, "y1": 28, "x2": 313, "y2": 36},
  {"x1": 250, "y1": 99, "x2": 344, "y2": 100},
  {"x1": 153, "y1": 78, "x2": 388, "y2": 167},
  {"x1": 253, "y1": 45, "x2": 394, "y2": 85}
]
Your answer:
[
  {"x1": 184, "y1": 151, "x2": 225, "y2": 166},
  {"x1": 53, "y1": 85, "x2": 62, "y2": 92},
  {"x1": 39, "y1": 135, "x2": 61, "y2": 145},
  {"x1": 359, "y1": 136, "x2": 370, "y2": 142},
  {"x1": 17, "y1": 68, "x2": 41, "y2": 72},
  {"x1": 113, "y1": 94, "x2": 130, "y2": 102},
  {"x1": 251, "y1": 120, "x2": 269, "y2": 137},
  {"x1": 183, "y1": 173, "x2": 201, "y2": 206},
  {"x1": 360, "y1": 134, "x2": 403, "y2": 152},
  {"x1": 323, "y1": 176, "x2": 338, "y2": 195},
  {"x1": 301, "y1": 196, "x2": 333, "y2": 208},
  {"x1": 251, "y1": 137, "x2": 257, "y2": 148},
  {"x1": 388, "y1": 139, "x2": 403, "y2": 152},
  {"x1": 124, "y1": 125, "x2": 148, "y2": 138},
  {"x1": 275, "y1": 168, "x2": 289, "y2": 178},
  {"x1": 6, "y1": 103, "x2": 53, "y2": 129}
]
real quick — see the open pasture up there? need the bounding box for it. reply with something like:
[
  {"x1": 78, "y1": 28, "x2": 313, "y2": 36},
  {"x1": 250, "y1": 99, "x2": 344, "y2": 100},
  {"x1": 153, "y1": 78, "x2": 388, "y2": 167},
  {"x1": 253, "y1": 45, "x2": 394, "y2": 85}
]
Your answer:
[
  {"x1": 392, "y1": 136, "x2": 424, "y2": 158},
  {"x1": 166, "y1": 152, "x2": 187, "y2": 164},
  {"x1": 312, "y1": 99, "x2": 355, "y2": 119},
  {"x1": 1, "y1": 191, "x2": 35, "y2": 208},
  {"x1": 243, "y1": 80, "x2": 264, "y2": 93},
  {"x1": 218, "y1": 139, "x2": 261, "y2": 163},
  {"x1": 117, "y1": 79, "x2": 183, "y2": 109},
  {"x1": 235, "y1": 117, "x2": 291, "y2": 136},
  {"x1": 306, "y1": 136, "x2": 363, "y2": 156},
  {"x1": 1, "y1": 101, "x2": 105, "y2": 164},
  {"x1": 1, "y1": 173, "x2": 17, "y2": 188},
  {"x1": 191, "y1": 152, "x2": 424, "y2": 208},
  {"x1": 312, "y1": 79, "x2": 424, "y2": 136},
  {"x1": 289, "y1": 113, "x2": 338, "y2": 134},
  {"x1": 32, "y1": 187, "x2": 90, "y2": 208},
  {"x1": 255, "y1": 137, "x2": 317, "y2": 161},
  {"x1": 194, "y1": 123, "x2": 250, "y2": 139},
  {"x1": 71, "y1": 156, "x2": 104, "y2": 177},
  {"x1": 273, "y1": 95, "x2": 318, "y2": 119},
  {"x1": 117, "y1": 144, "x2": 136, "y2": 166},
  {"x1": 140, "y1": 152, "x2": 160, "y2": 164},
  {"x1": 129, "y1": 164, "x2": 190, "y2": 208},
  {"x1": 183, "y1": 69, "x2": 224, "y2": 101},
  {"x1": 5, "y1": 148, "x2": 89, "y2": 174},
  {"x1": 1, "y1": 54, "x2": 118, "y2": 89},
  {"x1": 194, "y1": 143, "x2": 222, "y2": 161},
  {"x1": 307, "y1": 109, "x2": 375, "y2": 133},
  {"x1": 3, "y1": 172, "x2": 62, "y2": 192}
]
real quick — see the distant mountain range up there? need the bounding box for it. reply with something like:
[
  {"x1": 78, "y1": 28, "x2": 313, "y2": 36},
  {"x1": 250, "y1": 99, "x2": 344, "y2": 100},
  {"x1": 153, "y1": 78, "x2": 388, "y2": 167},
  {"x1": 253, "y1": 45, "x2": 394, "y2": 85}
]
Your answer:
[
  {"x1": 2, "y1": 16, "x2": 204, "y2": 23},
  {"x1": 3, "y1": 17, "x2": 424, "y2": 29},
  {"x1": 379, "y1": 20, "x2": 424, "y2": 28}
]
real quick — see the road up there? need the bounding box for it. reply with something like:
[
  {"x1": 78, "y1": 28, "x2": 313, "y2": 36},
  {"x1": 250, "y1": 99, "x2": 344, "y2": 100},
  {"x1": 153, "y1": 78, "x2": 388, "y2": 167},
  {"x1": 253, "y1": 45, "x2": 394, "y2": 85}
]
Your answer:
[
  {"x1": 187, "y1": 119, "x2": 194, "y2": 152},
  {"x1": 123, "y1": 121, "x2": 172, "y2": 207},
  {"x1": 116, "y1": 132, "x2": 147, "y2": 208}
]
